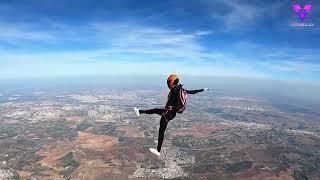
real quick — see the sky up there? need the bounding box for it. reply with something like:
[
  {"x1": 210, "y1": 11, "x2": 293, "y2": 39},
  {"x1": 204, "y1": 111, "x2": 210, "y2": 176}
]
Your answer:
[{"x1": 0, "y1": 0, "x2": 319, "y2": 82}]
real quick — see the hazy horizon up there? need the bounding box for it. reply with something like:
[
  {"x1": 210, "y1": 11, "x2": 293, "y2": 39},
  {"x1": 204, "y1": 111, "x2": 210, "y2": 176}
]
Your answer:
[{"x1": 0, "y1": 75, "x2": 319, "y2": 104}]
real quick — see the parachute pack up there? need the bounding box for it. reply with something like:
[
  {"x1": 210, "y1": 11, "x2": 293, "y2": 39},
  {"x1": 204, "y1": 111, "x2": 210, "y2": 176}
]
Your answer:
[{"x1": 175, "y1": 85, "x2": 188, "y2": 113}]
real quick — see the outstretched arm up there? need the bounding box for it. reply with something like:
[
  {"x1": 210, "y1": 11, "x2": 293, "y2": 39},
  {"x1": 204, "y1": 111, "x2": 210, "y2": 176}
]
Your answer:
[
  {"x1": 186, "y1": 89, "x2": 203, "y2": 94},
  {"x1": 186, "y1": 88, "x2": 209, "y2": 94}
]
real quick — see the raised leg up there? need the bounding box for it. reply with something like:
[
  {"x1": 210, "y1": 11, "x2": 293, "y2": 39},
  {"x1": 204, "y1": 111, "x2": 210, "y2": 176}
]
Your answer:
[{"x1": 139, "y1": 108, "x2": 167, "y2": 116}]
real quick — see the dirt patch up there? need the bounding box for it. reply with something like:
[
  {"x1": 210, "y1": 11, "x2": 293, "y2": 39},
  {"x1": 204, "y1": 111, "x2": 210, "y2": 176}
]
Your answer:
[
  {"x1": 117, "y1": 126, "x2": 144, "y2": 138},
  {"x1": 235, "y1": 168, "x2": 294, "y2": 180},
  {"x1": 77, "y1": 132, "x2": 118, "y2": 151},
  {"x1": 65, "y1": 116, "x2": 82, "y2": 122},
  {"x1": 36, "y1": 141, "x2": 75, "y2": 170},
  {"x1": 246, "y1": 148, "x2": 275, "y2": 163}
]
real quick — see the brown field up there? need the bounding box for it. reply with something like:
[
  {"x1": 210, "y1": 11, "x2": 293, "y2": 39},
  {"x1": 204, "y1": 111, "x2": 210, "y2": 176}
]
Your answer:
[
  {"x1": 30, "y1": 132, "x2": 119, "y2": 179},
  {"x1": 246, "y1": 148, "x2": 275, "y2": 163},
  {"x1": 37, "y1": 140, "x2": 75, "y2": 170},
  {"x1": 65, "y1": 115, "x2": 83, "y2": 122},
  {"x1": 77, "y1": 132, "x2": 118, "y2": 151},
  {"x1": 234, "y1": 169, "x2": 294, "y2": 180},
  {"x1": 117, "y1": 126, "x2": 145, "y2": 138}
]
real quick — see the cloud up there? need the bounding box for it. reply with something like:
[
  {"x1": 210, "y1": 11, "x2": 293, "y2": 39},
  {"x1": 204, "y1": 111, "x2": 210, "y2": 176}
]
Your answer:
[
  {"x1": 0, "y1": 22, "x2": 57, "y2": 42},
  {"x1": 234, "y1": 41, "x2": 320, "y2": 63},
  {"x1": 0, "y1": 52, "x2": 266, "y2": 80},
  {"x1": 0, "y1": 19, "x2": 318, "y2": 80},
  {"x1": 0, "y1": 19, "x2": 234, "y2": 79},
  {"x1": 0, "y1": 19, "x2": 222, "y2": 62},
  {"x1": 205, "y1": 0, "x2": 285, "y2": 31},
  {"x1": 89, "y1": 22, "x2": 220, "y2": 60},
  {"x1": 194, "y1": 30, "x2": 212, "y2": 36},
  {"x1": 0, "y1": 0, "x2": 318, "y2": 81},
  {"x1": 231, "y1": 41, "x2": 320, "y2": 77},
  {"x1": 261, "y1": 61, "x2": 320, "y2": 73}
]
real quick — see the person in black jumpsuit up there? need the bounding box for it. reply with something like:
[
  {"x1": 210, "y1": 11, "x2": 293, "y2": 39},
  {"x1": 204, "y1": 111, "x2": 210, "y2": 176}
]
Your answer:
[{"x1": 135, "y1": 74, "x2": 208, "y2": 153}]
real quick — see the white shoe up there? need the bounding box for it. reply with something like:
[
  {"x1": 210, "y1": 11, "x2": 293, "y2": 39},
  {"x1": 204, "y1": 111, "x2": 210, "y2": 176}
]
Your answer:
[
  {"x1": 149, "y1": 148, "x2": 160, "y2": 156},
  {"x1": 134, "y1": 107, "x2": 140, "y2": 116},
  {"x1": 204, "y1": 88, "x2": 210, "y2": 91}
]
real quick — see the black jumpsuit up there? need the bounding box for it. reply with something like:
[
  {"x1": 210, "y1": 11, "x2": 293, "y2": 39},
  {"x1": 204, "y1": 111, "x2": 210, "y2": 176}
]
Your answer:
[{"x1": 139, "y1": 87, "x2": 204, "y2": 152}]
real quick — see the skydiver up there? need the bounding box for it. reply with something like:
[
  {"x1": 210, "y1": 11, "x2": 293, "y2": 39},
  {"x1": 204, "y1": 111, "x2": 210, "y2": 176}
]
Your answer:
[{"x1": 134, "y1": 74, "x2": 209, "y2": 156}]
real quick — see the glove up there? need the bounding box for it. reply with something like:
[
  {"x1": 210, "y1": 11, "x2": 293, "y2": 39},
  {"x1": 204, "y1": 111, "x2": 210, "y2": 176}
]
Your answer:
[{"x1": 204, "y1": 88, "x2": 210, "y2": 91}]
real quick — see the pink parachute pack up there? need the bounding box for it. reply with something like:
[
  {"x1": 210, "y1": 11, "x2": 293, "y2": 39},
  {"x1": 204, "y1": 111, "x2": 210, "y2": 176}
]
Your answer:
[{"x1": 176, "y1": 86, "x2": 188, "y2": 113}]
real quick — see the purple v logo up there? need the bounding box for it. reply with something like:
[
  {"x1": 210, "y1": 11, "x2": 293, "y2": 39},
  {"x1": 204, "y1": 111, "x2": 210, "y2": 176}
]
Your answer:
[{"x1": 293, "y1": 3, "x2": 312, "y2": 22}]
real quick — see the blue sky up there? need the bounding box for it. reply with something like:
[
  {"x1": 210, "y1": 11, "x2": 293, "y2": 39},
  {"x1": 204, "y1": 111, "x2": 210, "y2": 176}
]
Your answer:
[{"x1": 0, "y1": 0, "x2": 319, "y2": 82}]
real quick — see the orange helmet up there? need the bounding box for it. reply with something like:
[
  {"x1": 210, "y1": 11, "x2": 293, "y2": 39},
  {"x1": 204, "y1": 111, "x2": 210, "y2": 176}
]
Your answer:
[{"x1": 167, "y1": 74, "x2": 179, "y2": 89}]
